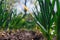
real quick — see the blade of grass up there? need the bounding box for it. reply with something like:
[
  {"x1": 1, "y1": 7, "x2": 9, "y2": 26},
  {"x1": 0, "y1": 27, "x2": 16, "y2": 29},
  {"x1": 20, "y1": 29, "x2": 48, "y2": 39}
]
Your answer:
[{"x1": 56, "y1": 0, "x2": 60, "y2": 40}]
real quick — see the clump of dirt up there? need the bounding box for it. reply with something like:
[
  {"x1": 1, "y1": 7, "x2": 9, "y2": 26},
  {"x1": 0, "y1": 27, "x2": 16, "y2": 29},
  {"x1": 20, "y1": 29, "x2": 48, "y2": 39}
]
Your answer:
[{"x1": 0, "y1": 30, "x2": 44, "y2": 40}]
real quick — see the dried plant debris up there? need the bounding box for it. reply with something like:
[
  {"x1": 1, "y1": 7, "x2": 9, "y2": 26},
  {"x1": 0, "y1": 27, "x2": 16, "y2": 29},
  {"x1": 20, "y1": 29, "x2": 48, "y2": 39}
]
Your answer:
[{"x1": 0, "y1": 30, "x2": 44, "y2": 40}]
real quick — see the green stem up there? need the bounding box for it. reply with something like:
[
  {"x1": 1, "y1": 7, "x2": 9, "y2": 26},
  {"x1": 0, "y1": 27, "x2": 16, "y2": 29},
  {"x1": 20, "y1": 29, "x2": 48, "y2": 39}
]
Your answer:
[
  {"x1": 47, "y1": 28, "x2": 51, "y2": 40},
  {"x1": 56, "y1": 0, "x2": 60, "y2": 40}
]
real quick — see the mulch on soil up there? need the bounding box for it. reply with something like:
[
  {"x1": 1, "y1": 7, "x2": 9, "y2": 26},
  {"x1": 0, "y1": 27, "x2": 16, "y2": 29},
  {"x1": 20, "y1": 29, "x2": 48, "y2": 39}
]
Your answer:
[{"x1": 0, "y1": 30, "x2": 44, "y2": 40}]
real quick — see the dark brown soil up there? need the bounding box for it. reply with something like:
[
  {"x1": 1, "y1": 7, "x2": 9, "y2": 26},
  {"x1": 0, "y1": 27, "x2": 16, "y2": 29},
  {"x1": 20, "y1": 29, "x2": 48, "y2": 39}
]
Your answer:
[{"x1": 0, "y1": 30, "x2": 44, "y2": 40}]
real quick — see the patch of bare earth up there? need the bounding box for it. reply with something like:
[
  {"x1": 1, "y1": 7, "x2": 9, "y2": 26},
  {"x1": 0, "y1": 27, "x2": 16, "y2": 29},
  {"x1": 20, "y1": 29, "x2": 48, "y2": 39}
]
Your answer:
[{"x1": 0, "y1": 30, "x2": 44, "y2": 40}]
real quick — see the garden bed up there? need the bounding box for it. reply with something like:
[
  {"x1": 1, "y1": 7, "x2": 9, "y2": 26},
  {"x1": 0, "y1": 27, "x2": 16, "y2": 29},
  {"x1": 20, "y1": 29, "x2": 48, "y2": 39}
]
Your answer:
[{"x1": 0, "y1": 30, "x2": 44, "y2": 40}]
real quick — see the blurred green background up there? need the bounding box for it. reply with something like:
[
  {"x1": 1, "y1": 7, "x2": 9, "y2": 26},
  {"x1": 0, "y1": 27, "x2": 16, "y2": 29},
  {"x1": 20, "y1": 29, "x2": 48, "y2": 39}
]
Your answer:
[{"x1": 0, "y1": 0, "x2": 60, "y2": 40}]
